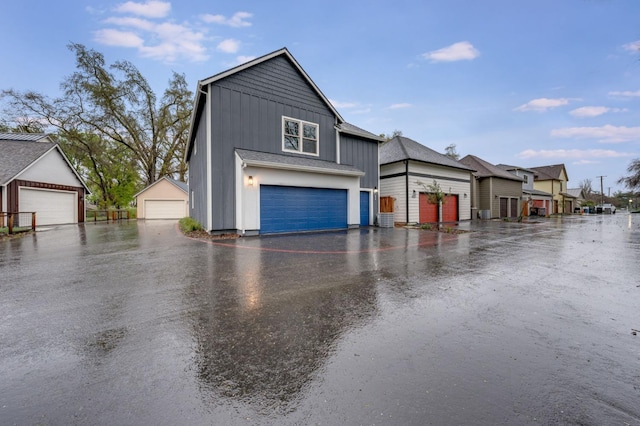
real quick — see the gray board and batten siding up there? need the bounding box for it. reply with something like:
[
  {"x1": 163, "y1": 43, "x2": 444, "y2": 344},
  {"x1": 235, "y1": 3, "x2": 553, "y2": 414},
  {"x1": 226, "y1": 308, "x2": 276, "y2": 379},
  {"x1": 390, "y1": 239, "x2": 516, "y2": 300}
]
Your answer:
[{"x1": 188, "y1": 50, "x2": 381, "y2": 233}]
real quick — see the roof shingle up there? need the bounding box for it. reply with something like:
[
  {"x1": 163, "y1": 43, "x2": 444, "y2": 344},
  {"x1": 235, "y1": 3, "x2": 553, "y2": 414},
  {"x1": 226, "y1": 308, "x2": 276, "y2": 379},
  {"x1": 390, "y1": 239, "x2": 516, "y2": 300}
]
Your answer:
[{"x1": 379, "y1": 136, "x2": 473, "y2": 171}]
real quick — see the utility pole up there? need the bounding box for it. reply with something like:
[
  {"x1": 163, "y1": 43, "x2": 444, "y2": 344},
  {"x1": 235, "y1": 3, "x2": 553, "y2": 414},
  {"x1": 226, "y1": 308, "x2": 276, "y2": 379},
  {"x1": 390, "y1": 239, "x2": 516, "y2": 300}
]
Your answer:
[{"x1": 596, "y1": 175, "x2": 606, "y2": 206}]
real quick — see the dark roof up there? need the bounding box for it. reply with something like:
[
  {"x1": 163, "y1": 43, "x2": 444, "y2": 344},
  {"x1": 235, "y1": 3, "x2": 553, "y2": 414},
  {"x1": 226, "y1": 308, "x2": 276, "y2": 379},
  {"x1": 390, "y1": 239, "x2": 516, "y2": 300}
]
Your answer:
[
  {"x1": 0, "y1": 138, "x2": 56, "y2": 185},
  {"x1": 338, "y1": 122, "x2": 384, "y2": 142},
  {"x1": 459, "y1": 155, "x2": 523, "y2": 182},
  {"x1": 0, "y1": 132, "x2": 51, "y2": 142},
  {"x1": 529, "y1": 164, "x2": 567, "y2": 181},
  {"x1": 236, "y1": 149, "x2": 364, "y2": 176},
  {"x1": 496, "y1": 164, "x2": 535, "y2": 173},
  {"x1": 379, "y1": 136, "x2": 473, "y2": 171},
  {"x1": 167, "y1": 177, "x2": 188, "y2": 193}
]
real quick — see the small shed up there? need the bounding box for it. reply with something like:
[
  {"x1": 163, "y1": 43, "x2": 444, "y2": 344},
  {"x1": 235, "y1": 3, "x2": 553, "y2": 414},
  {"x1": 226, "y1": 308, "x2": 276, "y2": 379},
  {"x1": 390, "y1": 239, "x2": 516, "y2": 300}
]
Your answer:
[{"x1": 135, "y1": 177, "x2": 188, "y2": 219}]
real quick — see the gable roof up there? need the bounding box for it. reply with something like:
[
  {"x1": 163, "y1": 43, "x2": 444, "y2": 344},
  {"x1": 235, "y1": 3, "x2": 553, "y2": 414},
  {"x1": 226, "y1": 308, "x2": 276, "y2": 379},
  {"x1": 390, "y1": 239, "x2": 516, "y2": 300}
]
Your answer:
[
  {"x1": 199, "y1": 48, "x2": 341, "y2": 120},
  {"x1": 0, "y1": 133, "x2": 90, "y2": 192},
  {"x1": 0, "y1": 135, "x2": 56, "y2": 185},
  {"x1": 459, "y1": 155, "x2": 523, "y2": 182},
  {"x1": 186, "y1": 47, "x2": 347, "y2": 162},
  {"x1": 134, "y1": 176, "x2": 188, "y2": 198},
  {"x1": 566, "y1": 188, "x2": 586, "y2": 199},
  {"x1": 380, "y1": 136, "x2": 473, "y2": 171},
  {"x1": 530, "y1": 164, "x2": 568, "y2": 181}
]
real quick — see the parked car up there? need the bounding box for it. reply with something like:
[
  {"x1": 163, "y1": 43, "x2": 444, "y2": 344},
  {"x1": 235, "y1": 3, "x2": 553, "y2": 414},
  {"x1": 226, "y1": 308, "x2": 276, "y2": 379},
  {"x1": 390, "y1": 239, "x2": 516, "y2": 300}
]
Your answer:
[{"x1": 595, "y1": 203, "x2": 616, "y2": 214}]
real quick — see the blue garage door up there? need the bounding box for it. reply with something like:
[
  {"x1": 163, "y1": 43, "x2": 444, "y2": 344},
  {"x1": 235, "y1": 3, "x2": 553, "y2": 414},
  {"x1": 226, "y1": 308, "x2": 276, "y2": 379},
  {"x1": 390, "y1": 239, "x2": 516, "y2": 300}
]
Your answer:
[
  {"x1": 360, "y1": 191, "x2": 370, "y2": 226},
  {"x1": 260, "y1": 185, "x2": 348, "y2": 234}
]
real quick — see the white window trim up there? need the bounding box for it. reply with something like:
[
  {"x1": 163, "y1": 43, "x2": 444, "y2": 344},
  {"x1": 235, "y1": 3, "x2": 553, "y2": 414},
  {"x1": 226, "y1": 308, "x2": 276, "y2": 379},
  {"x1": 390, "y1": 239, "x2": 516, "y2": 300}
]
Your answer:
[{"x1": 282, "y1": 116, "x2": 320, "y2": 157}]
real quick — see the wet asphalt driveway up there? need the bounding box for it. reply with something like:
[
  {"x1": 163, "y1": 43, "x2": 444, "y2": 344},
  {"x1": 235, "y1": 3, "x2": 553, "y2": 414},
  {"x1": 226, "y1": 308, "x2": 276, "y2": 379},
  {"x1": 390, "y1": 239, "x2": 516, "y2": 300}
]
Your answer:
[{"x1": 1, "y1": 215, "x2": 639, "y2": 425}]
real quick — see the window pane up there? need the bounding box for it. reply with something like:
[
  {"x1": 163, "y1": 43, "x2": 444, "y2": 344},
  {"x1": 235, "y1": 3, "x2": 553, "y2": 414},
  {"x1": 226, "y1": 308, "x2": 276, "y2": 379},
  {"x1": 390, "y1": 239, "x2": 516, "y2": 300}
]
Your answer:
[
  {"x1": 285, "y1": 120, "x2": 299, "y2": 136},
  {"x1": 303, "y1": 124, "x2": 316, "y2": 139},
  {"x1": 285, "y1": 135, "x2": 299, "y2": 151},
  {"x1": 302, "y1": 138, "x2": 317, "y2": 154}
]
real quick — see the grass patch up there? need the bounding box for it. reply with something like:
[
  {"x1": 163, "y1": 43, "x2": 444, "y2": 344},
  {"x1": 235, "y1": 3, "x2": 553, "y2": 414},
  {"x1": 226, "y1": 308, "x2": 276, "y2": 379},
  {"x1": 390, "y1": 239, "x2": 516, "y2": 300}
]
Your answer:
[{"x1": 179, "y1": 217, "x2": 203, "y2": 233}]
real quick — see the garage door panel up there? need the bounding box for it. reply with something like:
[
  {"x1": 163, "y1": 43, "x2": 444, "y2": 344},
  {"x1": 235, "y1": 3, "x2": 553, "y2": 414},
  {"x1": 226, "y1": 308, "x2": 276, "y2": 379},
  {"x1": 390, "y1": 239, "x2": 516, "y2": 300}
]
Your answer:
[
  {"x1": 260, "y1": 186, "x2": 347, "y2": 234},
  {"x1": 442, "y1": 194, "x2": 458, "y2": 222},
  {"x1": 419, "y1": 193, "x2": 437, "y2": 223},
  {"x1": 145, "y1": 200, "x2": 185, "y2": 219},
  {"x1": 19, "y1": 188, "x2": 76, "y2": 225}
]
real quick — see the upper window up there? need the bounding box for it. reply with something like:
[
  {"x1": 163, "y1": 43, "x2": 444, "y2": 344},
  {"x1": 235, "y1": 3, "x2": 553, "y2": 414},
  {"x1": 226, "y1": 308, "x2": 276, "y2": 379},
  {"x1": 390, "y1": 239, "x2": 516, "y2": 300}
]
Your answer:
[
  {"x1": 523, "y1": 174, "x2": 529, "y2": 184},
  {"x1": 283, "y1": 117, "x2": 319, "y2": 156}
]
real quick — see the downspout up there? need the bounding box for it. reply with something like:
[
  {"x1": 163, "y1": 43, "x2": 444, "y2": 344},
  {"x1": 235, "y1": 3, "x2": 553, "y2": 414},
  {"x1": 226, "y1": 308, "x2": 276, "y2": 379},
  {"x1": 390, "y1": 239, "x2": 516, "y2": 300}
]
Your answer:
[{"x1": 405, "y1": 160, "x2": 409, "y2": 223}]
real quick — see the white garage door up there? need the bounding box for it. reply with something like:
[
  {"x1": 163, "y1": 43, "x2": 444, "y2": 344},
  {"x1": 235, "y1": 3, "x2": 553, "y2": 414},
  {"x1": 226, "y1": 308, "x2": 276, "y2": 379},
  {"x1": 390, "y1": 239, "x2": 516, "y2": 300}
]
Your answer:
[
  {"x1": 145, "y1": 200, "x2": 185, "y2": 219},
  {"x1": 19, "y1": 188, "x2": 76, "y2": 225}
]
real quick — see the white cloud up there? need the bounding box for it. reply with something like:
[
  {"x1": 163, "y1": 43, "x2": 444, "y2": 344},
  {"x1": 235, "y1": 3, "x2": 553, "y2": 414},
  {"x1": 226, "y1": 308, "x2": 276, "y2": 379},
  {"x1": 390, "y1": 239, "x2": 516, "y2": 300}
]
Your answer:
[
  {"x1": 623, "y1": 40, "x2": 640, "y2": 53},
  {"x1": 217, "y1": 39, "x2": 240, "y2": 53},
  {"x1": 551, "y1": 124, "x2": 640, "y2": 143},
  {"x1": 422, "y1": 41, "x2": 480, "y2": 63},
  {"x1": 93, "y1": 29, "x2": 144, "y2": 47},
  {"x1": 569, "y1": 106, "x2": 627, "y2": 118},
  {"x1": 388, "y1": 103, "x2": 412, "y2": 109},
  {"x1": 104, "y1": 16, "x2": 155, "y2": 31},
  {"x1": 235, "y1": 55, "x2": 256, "y2": 65},
  {"x1": 609, "y1": 89, "x2": 640, "y2": 97},
  {"x1": 115, "y1": 1, "x2": 170, "y2": 18},
  {"x1": 517, "y1": 148, "x2": 633, "y2": 160},
  {"x1": 330, "y1": 99, "x2": 358, "y2": 109},
  {"x1": 201, "y1": 11, "x2": 252, "y2": 27},
  {"x1": 514, "y1": 98, "x2": 570, "y2": 112}
]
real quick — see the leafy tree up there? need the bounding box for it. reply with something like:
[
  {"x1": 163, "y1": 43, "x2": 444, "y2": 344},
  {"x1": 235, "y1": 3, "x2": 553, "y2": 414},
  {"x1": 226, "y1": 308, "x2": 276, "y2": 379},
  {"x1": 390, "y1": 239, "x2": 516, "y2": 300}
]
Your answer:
[
  {"x1": 618, "y1": 159, "x2": 640, "y2": 193},
  {"x1": 444, "y1": 144, "x2": 460, "y2": 160},
  {"x1": 1, "y1": 43, "x2": 193, "y2": 206}
]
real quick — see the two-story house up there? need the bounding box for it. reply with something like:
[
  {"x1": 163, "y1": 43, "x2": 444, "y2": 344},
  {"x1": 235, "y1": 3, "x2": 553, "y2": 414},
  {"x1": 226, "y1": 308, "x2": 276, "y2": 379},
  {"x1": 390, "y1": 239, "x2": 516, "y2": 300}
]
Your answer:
[
  {"x1": 529, "y1": 164, "x2": 576, "y2": 214},
  {"x1": 185, "y1": 48, "x2": 382, "y2": 235},
  {"x1": 497, "y1": 164, "x2": 553, "y2": 216},
  {"x1": 459, "y1": 155, "x2": 523, "y2": 219}
]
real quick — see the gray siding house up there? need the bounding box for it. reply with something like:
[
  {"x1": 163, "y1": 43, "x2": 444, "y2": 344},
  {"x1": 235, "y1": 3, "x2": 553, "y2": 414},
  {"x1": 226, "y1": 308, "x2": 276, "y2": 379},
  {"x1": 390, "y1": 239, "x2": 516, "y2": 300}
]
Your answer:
[
  {"x1": 185, "y1": 48, "x2": 382, "y2": 235},
  {"x1": 459, "y1": 155, "x2": 523, "y2": 219},
  {"x1": 497, "y1": 164, "x2": 554, "y2": 216}
]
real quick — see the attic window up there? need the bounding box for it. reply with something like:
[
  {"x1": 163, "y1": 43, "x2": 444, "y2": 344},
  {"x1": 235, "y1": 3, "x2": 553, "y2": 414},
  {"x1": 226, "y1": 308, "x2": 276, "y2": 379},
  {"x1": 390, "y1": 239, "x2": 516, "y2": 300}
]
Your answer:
[
  {"x1": 282, "y1": 117, "x2": 319, "y2": 156},
  {"x1": 523, "y1": 174, "x2": 528, "y2": 184}
]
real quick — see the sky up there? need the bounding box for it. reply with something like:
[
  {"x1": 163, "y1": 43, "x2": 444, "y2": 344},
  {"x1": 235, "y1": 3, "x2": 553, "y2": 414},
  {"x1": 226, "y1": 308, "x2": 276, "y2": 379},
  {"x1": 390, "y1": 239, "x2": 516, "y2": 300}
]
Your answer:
[{"x1": 2, "y1": 0, "x2": 640, "y2": 194}]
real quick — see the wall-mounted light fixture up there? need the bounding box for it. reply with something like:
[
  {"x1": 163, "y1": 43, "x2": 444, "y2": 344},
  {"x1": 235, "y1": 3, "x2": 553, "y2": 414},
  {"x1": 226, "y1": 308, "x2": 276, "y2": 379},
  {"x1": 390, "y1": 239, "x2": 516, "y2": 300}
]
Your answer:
[
  {"x1": 412, "y1": 189, "x2": 417, "y2": 198},
  {"x1": 495, "y1": 194, "x2": 498, "y2": 199},
  {"x1": 464, "y1": 193, "x2": 467, "y2": 198},
  {"x1": 373, "y1": 186, "x2": 378, "y2": 194},
  {"x1": 248, "y1": 175, "x2": 253, "y2": 186}
]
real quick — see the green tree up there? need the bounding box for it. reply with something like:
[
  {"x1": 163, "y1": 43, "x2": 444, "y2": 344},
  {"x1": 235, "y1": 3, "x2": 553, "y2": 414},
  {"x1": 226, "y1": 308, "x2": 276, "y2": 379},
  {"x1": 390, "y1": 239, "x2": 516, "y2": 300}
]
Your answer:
[
  {"x1": 618, "y1": 159, "x2": 640, "y2": 193},
  {"x1": 1, "y1": 43, "x2": 193, "y2": 206}
]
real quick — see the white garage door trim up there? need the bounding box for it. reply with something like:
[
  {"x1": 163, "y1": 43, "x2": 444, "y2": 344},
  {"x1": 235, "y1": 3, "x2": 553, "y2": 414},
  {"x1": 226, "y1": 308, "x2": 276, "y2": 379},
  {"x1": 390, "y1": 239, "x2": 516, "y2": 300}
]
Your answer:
[
  {"x1": 19, "y1": 187, "x2": 77, "y2": 225},
  {"x1": 144, "y1": 199, "x2": 186, "y2": 219}
]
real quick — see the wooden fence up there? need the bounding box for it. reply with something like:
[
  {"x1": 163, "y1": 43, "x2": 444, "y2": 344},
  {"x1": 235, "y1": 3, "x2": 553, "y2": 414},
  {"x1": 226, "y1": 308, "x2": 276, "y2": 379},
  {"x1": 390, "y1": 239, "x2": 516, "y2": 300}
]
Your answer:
[
  {"x1": 380, "y1": 196, "x2": 394, "y2": 213},
  {"x1": 0, "y1": 212, "x2": 36, "y2": 234},
  {"x1": 87, "y1": 209, "x2": 131, "y2": 222}
]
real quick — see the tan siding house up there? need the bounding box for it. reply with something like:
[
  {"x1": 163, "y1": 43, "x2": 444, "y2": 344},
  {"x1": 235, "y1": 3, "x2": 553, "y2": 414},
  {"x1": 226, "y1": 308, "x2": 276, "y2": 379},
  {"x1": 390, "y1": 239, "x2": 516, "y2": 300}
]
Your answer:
[
  {"x1": 460, "y1": 155, "x2": 523, "y2": 219},
  {"x1": 529, "y1": 164, "x2": 575, "y2": 214},
  {"x1": 135, "y1": 177, "x2": 188, "y2": 219}
]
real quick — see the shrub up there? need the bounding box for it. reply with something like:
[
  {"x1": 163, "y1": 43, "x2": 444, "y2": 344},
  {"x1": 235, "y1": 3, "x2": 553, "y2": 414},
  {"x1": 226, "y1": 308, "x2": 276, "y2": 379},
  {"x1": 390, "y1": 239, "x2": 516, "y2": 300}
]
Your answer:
[{"x1": 179, "y1": 217, "x2": 203, "y2": 233}]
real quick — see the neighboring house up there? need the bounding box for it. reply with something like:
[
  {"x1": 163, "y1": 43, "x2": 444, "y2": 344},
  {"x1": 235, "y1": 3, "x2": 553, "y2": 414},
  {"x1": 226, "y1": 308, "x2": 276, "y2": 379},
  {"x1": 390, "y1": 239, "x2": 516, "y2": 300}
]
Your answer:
[
  {"x1": 566, "y1": 188, "x2": 587, "y2": 211},
  {"x1": 497, "y1": 164, "x2": 554, "y2": 216},
  {"x1": 379, "y1": 136, "x2": 473, "y2": 224},
  {"x1": 134, "y1": 177, "x2": 188, "y2": 219},
  {"x1": 459, "y1": 155, "x2": 523, "y2": 219},
  {"x1": 529, "y1": 164, "x2": 575, "y2": 214},
  {"x1": 0, "y1": 133, "x2": 89, "y2": 226},
  {"x1": 185, "y1": 48, "x2": 382, "y2": 235}
]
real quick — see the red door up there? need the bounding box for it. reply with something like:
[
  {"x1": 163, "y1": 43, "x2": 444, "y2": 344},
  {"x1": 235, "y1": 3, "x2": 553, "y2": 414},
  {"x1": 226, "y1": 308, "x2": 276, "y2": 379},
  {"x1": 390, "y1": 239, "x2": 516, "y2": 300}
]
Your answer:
[
  {"x1": 419, "y1": 193, "x2": 438, "y2": 223},
  {"x1": 442, "y1": 194, "x2": 458, "y2": 222}
]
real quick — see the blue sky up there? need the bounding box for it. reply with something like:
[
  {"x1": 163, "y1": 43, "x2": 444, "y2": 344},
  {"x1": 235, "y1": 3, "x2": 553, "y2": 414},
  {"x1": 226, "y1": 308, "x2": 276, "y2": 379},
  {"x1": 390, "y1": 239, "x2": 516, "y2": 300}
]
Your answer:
[{"x1": 3, "y1": 0, "x2": 640, "y2": 193}]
